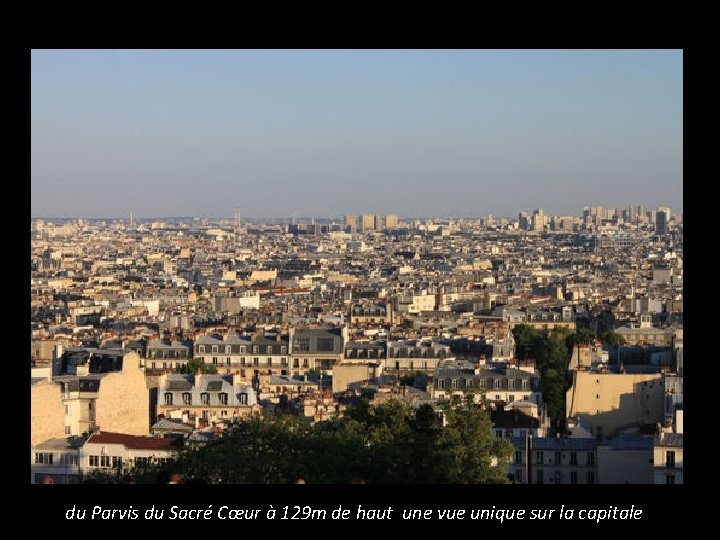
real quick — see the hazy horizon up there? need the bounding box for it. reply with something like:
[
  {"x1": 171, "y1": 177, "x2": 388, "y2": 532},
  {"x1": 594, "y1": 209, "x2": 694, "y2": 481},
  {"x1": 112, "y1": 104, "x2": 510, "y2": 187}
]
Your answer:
[{"x1": 32, "y1": 49, "x2": 683, "y2": 219}]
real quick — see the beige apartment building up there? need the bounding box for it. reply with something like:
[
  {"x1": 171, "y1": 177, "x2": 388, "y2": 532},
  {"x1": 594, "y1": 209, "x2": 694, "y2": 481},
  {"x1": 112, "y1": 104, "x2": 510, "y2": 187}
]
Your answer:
[
  {"x1": 31, "y1": 351, "x2": 150, "y2": 445},
  {"x1": 566, "y1": 371, "x2": 664, "y2": 438}
]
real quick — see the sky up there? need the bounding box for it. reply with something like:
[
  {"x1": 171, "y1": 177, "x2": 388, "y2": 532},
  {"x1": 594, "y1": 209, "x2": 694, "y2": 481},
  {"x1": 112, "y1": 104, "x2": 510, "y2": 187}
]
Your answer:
[{"x1": 31, "y1": 49, "x2": 683, "y2": 219}]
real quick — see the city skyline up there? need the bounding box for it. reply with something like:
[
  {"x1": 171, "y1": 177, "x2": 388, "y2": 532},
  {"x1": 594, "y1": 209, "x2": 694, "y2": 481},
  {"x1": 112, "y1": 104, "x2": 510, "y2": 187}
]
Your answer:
[{"x1": 32, "y1": 49, "x2": 682, "y2": 219}]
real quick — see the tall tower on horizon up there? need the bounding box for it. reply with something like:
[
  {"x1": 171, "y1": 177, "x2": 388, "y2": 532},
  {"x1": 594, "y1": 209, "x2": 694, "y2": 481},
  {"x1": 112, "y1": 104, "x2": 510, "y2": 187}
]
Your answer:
[{"x1": 234, "y1": 208, "x2": 242, "y2": 242}]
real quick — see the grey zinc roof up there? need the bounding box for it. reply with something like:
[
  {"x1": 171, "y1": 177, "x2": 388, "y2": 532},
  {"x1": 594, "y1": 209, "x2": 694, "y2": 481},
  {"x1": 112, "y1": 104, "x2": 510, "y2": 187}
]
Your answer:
[
  {"x1": 509, "y1": 436, "x2": 596, "y2": 451},
  {"x1": 657, "y1": 432, "x2": 683, "y2": 447}
]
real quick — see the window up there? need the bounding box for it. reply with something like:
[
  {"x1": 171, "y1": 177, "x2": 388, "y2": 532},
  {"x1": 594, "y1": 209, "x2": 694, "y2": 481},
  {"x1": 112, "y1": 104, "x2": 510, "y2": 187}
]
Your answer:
[
  {"x1": 666, "y1": 451, "x2": 676, "y2": 468},
  {"x1": 495, "y1": 429, "x2": 503, "y2": 438},
  {"x1": 219, "y1": 393, "x2": 228, "y2": 405},
  {"x1": 554, "y1": 451, "x2": 561, "y2": 465},
  {"x1": 60, "y1": 454, "x2": 78, "y2": 466},
  {"x1": 164, "y1": 392, "x2": 173, "y2": 405},
  {"x1": 240, "y1": 346, "x2": 246, "y2": 353},
  {"x1": 221, "y1": 410, "x2": 228, "y2": 417},
  {"x1": 570, "y1": 452, "x2": 578, "y2": 465},
  {"x1": 438, "y1": 379, "x2": 445, "y2": 389},
  {"x1": 253, "y1": 346, "x2": 259, "y2": 354},
  {"x1": 35, "y1": 452, "x2": 54, "y2": 464},
  {"x1": 212, "y1": 357, "x2": 218, "y2": 365},
  {"x1": 515, "y1": 451, "x2": 522, "y2": 464},
  {"x1": 89, "y1": 455, "x2": 99, "y2": 467},
  {"x1": 225, "y1": 346, "x2": 231, "y2": 354},
  {"x1": 135, "y1": 457, "x2": 150, "y2": 467},
  {"x1": 522, "y1": 379, "x2": 529, "y2": 389},
  {"x1": 266, "y1": 358, "x2": 272, "y2": 366},
  {"x1": 199, "y1": 345, "x2": 205, "y2": 354},
  {"x1": 64, "y1": 426, "x2": 71, "y2": 435},
  {"x1": 494, "y1": 379, "x2": 501, "y2": 389},
  {"x1": 240, "y1": 370, "x2": 246, "y2": 378},
  {"x1": 451, "y1": 379, "x2": 458, "y2": 388},
  {"x1": 239, "y1": 393, "x2": 248, "y2": 405},
  {"x1": 182, "y1": 392, "x2": 192, "y2": 405},
  {"x1": 281, "y1": 346, "x2": 287, "y2": 354},
  {"x1": 509, "y1": 395, "x2": 515, "y2": 402},
  {"x1": 570, "y1": 471, "x2": 578, "y2": 484},
  {"x1": 535, "y1": 451, "x2": 544, "y2": 465},
  {"x1": 495, "y1": 395, "x2": 501, "y2": 401},
  {"x1": 227, "y1": 358, "x2": 231, "y2": 365},
  {"x1": 587, "y1": 452, "x2": 595, "y2": 465},
  {"x1": 253, "y1": 357, "x2": 259, "y2": 366},
  {"x1": 508, "y1": 379, "x2": 515, "y2": 389},
  {"x1": 478, "y1": 379, "x2": 486, "y2": 388},
  {"x1": 536, "y1": 470, "x2": 544, "y2": 484},
  {"x1": 317, "y1": 338, "x2": 335, "y2": 352},
  {"x1": 112, "y1": 456, "x2": 121, "y2": 468},
  {"x1": 303, "y1": 359, "x2": 309, "y2": 368},
  {"x1": 201, "y1": 393, "x2": 210, "y2": 405},
  {"x1": 212, "y1": 346, "x2": 218, "y2": 354},
  {"x1": 293, "y1": 359, "x2": 299, "y2": 368},
  {"x1": 587, "y1": 471, "x2": 595, "y2": 484},
  {"x1": 241, "y1": 357, "x2": 246, "y2": 366},
  {"x1": 281, "y1": 357, "x2": 288, "y2": 366},
  {"x1": 266, "y1": 346, "x2": 272, "y2": 354},
  {"x1": 100, "y1": 456, "x2": 111, "y2": 468},
  {"x1": 666, "y1": 474, "x2": 675, "y2": 485}
]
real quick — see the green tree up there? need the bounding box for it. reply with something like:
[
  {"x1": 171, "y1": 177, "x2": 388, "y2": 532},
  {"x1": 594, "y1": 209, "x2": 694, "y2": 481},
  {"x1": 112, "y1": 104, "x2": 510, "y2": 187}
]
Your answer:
[
  {"x1": 600, "y1": 331, "x2": 626, "y2": 347},
  {"x1": 178, "y1": 357, "x2": 218, "y2": 375},
  {"x1": 512, "y1": 324, "x2": 542, "y2": 360},
  {"x1": 144, "y1": 399, "x2": 512, "y2": 484}
]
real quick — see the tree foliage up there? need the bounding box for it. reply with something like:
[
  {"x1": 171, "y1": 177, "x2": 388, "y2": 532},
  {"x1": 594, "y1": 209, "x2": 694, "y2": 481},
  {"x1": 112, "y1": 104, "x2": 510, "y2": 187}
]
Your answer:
[
  {"x1": 178, "y1": 357, "x2": 218, "y2": 375},
  {"x1": 94, "y1": 400, "x2": 513, "y2": 484},
  {"x1": 600, "y1": 331, "x2": 626, "y2": 347}
]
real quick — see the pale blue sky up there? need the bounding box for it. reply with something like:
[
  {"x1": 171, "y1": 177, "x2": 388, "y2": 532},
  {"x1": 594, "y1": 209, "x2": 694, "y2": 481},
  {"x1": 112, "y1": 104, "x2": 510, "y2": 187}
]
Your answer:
[{"x1": 31, "y1": 49, "x2": 682, "y2": 219}]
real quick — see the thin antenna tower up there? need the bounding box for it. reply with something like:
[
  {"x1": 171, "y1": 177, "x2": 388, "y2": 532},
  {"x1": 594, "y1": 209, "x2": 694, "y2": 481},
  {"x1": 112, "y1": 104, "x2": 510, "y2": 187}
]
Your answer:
[{"x1": 234, "y1": 208, "x2": 241, "y2": 242}]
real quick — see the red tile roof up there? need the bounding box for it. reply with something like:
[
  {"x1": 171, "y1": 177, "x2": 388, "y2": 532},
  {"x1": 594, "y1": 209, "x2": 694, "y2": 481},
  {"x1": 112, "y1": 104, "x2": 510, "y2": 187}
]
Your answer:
[{"x1": 87, "y1": 432, "x2": 180, "y2": 450}]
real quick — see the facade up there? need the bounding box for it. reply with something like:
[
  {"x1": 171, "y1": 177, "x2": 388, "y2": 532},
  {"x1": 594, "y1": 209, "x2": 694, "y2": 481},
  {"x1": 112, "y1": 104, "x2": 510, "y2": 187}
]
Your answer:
[
  {"x1": 653, "y1": 432, "x2": 683, "y2": 484},
  {"x1": 509, "y1": 436, "x2": 597, "y2": 484},
  {"x1": 290, "y1": 328, "x2": 345, "y2": 376},
  {"x1": 386, "y1": 339, "x2": 450, "y2": 373},
  {"x1": 31, "y1": 436, "x2": 84, "y2": 484},
  {"x1": 157, "y1": 373, "x2": 260, "y2": 422},
  {"x1": 82, "y1": 432, "x2": 180, "y2": 478},
  {"x1": 31, "y1": 431, "x2": 181, "y2": 484},
  {"x1": 145, "y1": 339, "x2": 191, "y2": 371},
  {"x1": 566, "y1": 371, "x2": 665, "y2": 438},
  {"x1": 194, "y1": 333, "x2": 291, "y2": 378},
  {"x1": 31, "y1": 351, "x2": 150, "y2": 444},
  {"x1": 432, "y1": 361, "x2": 541, "y2": 405},
  {"x1": 597, "y1": 436, "x2": 654, "y2": 484},
  {"x1": 349, "y1": 303, "x2": 393, "y2": 325}
]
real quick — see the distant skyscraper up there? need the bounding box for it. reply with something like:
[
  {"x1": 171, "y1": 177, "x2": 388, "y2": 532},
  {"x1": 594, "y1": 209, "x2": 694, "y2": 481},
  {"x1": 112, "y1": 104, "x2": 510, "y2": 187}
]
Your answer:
[
  {"x1": 531, "y1": 209, "x2": 545, "y2": 231},
  {"x1": 385, "y1": 213, "x2": 398, "y2": 229},
  {"x1": 361, "y1": 214, "x2": 376, "y2": 233},
  {"x1": 518, "y1": 212, "x2": 529, "y2": 230},
  {"x1": 656, "y1": 210, "x2": 668, "y2": 235}
]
